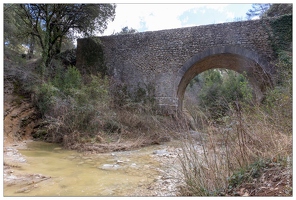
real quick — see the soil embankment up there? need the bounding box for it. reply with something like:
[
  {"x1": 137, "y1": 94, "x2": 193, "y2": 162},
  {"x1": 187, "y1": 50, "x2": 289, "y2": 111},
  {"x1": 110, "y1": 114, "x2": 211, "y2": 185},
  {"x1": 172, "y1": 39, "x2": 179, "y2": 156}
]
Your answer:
[
  {"x1": 3, "y1": 83, "x2": 183, "y2": 196},
  {"x1": 3, "y1": 74, "x2": 51, "y2": 193}
]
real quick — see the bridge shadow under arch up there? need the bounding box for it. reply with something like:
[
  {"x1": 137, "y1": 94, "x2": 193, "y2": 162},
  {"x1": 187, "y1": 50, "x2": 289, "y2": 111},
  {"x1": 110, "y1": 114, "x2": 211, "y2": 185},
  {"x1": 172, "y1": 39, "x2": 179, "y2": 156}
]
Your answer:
[{"x1": 176, "y1": 46, "x2": 274, "y2": 111}]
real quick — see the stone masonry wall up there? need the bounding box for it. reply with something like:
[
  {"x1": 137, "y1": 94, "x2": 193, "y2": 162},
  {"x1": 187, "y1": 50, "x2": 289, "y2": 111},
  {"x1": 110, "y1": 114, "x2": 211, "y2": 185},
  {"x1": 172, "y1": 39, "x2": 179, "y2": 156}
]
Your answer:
[{"x1": 76, "y1": 16, "x2": 289, "y2": 113}]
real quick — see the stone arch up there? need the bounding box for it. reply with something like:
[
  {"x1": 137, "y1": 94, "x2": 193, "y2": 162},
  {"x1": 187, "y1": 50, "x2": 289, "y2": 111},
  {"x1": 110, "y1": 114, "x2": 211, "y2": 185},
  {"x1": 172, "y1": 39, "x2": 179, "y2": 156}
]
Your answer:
[{"x1": 176, "y1": 46, "x2": 273, "y2": 111}]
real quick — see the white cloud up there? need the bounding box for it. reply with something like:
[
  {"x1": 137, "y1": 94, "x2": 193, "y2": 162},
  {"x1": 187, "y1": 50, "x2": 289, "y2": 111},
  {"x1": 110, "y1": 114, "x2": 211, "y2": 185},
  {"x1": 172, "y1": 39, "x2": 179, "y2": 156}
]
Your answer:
[
  {"x1": 103, "y1": 4, "x2": 206, "y2": 35},
  {"x1": 204, "y1": 4, "x2": 236, "y2": 21},
  {"x1": 226, "y1": 11, "x2": 234, "y2": 19},
  {"x1": 205, "y1": 4, "x2": 227, "y2": 12},
  {"x1": 102, "y1": 4, "x2": 250, "y2": 36},
  {"x1": 181, "y1": 16, "x2": 189, "y2": 24}
]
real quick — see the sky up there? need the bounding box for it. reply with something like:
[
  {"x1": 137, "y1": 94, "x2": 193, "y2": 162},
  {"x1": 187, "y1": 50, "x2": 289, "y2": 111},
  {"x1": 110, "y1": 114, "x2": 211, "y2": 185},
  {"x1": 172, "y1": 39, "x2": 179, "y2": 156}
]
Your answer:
[{"x1": 102, "y1": 3, "x2": 257, "y2": 36}]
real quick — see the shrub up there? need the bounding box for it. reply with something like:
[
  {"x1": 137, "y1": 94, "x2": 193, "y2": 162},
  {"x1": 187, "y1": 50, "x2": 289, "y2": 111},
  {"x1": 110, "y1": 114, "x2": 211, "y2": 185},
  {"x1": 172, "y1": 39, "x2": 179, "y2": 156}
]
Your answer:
[
  {"x1": 110, "y1": 80, "x2": 156, "y2": 112},
  {"x1": 197, "y1": 69, "x2": 253, "y2": 120},
  {"x1": 34, "y1": 82, "x2": 59, "y2": 116},
  {"x1": 52, "y1": 65, "x2": 82, "y2": 95}
]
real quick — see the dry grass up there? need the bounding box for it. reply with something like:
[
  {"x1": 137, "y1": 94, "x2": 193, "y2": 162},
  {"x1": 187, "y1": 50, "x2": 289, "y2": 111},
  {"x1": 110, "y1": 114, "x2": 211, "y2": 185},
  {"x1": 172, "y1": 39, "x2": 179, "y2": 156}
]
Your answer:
[
  {"x1": 46, "y1": 97, "x2": 181, "y2": 153},
  {"x1": 178, "y1": 102, "x2": 292, "y2": 196}
]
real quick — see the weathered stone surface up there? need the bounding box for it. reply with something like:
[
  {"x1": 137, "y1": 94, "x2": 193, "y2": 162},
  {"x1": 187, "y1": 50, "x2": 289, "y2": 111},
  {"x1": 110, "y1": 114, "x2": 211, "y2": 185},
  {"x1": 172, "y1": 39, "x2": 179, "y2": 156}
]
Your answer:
[{"x1": 77, "y1": 15, "x2": 291, "y2": 113}]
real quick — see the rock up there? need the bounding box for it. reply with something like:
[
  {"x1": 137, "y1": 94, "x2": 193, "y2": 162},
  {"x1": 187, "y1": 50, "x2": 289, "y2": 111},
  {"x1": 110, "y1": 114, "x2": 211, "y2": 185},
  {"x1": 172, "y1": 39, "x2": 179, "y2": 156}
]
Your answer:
[
  {"x1": 16, "y1": 187, "x2": 30, "y2": 193},
  {"x1": 99, "y1": 164, "x2": 120, "y2": 170},
  {"x1": 153, "y1": 149, "x2": 168, "y2": 155},
  {"x1": 116, "y1": 160, "x2": 124, "y2": 164},
  {"x1": 130, "y1": 163, "x2": 137, "y2": 167}
]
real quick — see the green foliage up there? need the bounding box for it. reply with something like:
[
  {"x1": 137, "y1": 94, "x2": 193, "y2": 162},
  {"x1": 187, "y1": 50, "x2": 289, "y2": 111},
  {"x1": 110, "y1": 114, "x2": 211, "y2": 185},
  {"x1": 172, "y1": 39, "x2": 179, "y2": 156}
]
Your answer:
[
  {"x1": 262, "y1": 50, "x2": 292, "y2": 134},
  {"x1": 4, "y1": 4, "x2": 33, "y2": 53},
  {"x1": 64, "y1": 66, "x2": 82, "y2": 90},
  {"x1": 110, "y1": 81, "x2": 156, "y2": 110},
  {"x1": 33, "y1": 64, "x2": 111, "y2": 139},
  {"x1": 134, "y1": 83, "x2": 156, "y2": 105},
  {"x1": 58, "y1": 73, "x2": 109, "y2": 134},
  {"x1": 72, "y1": 74, "x2": 110, "y2": 107},
  {"x1": 79, "y1": 38, "x2": 107, "y2": 76},
  {"x1": 7, "y1": 3, "x2": 116, "y2": 72},
  {"x1": 275, "y1": 50, "x2": 292, "y2": 87},
  {"x1": 113, "y1": 26, "x2": 137, "y2": 35},
  {"x1": 52, "y1": 66, "x2": 82, "y2": 95},
  {"x1": 34, "y1": 82, "x2": 59, "y2": 116},
  {"x1": 197, "y1": 69, "x2": 252, "y2": 120},
  {"x1": 270, "y1": 14, "x2": 292, "y2": 52},
  {"x1": 103, "y1": 120, "x2": 121, "y2": 133},
  {"x1": 222, "y1": 71, "x2": 253, "y2": 102},
  {"x1": 265, "y1": 4, "x2": 292, "y2": 17},
  {"x1": 134, "y1": 86, "x2": 147, "y2": 103},
  {"x1": 188, "y1": 76, "x2": 200, "y2": 88},
  {"x1": 110, "y1": 82, "x2": 131, "y2": 108},
  {"x1": 227, "y1": 159, "x2": 266, "y2": 191}
]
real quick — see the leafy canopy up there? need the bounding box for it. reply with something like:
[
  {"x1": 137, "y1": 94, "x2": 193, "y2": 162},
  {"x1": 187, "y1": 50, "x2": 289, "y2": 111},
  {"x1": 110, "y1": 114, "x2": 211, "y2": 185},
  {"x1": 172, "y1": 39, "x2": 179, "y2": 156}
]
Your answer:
[{"x1": 4, "y1": 4, "x2": 116, "y2": 69}]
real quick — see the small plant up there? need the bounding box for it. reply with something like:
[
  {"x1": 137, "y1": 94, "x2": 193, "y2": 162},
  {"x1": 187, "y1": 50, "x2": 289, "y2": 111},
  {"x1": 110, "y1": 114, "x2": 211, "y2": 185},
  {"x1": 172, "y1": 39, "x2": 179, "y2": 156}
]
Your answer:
[
  {"x1": 227, "y1": 159, "x2": 266, "y2": 191},
  {"x1": 34, "y1": 82, "x2": 59, "y2": 116}
]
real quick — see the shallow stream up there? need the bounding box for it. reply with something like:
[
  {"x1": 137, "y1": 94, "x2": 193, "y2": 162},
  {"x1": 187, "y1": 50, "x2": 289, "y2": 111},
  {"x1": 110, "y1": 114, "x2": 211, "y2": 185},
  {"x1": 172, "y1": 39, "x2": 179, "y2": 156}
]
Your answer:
[{"x1": 4, "y1": 141, "x2": 167, "y2": 196}]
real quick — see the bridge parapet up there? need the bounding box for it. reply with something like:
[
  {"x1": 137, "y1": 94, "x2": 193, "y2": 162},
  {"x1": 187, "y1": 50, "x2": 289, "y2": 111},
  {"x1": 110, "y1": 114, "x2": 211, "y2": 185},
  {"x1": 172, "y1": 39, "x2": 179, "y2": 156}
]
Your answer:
[{"x1": 77, "y1": 15, "x2": 292, "y2": 114}]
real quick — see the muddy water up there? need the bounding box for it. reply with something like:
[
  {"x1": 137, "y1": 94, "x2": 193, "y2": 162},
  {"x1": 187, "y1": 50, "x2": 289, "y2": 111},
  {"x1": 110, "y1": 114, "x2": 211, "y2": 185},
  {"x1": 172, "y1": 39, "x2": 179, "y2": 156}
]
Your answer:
[{"x1": 4, "y1": 141, "x2": 164, "y2": 196}]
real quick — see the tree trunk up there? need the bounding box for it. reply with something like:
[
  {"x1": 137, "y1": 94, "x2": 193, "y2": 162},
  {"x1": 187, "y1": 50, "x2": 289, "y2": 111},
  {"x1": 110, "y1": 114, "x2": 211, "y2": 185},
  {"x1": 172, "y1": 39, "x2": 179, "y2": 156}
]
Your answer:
[{"x1": 28, "y1": 35, "x2": 35, "y2": 59}]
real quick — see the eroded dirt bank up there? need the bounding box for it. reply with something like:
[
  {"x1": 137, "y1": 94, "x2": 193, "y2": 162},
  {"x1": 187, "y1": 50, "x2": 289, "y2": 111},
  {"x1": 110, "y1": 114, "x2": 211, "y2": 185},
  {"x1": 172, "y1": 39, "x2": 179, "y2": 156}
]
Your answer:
[{"x1": 3, "y1": 89, "x2": 184, "y2": 196}]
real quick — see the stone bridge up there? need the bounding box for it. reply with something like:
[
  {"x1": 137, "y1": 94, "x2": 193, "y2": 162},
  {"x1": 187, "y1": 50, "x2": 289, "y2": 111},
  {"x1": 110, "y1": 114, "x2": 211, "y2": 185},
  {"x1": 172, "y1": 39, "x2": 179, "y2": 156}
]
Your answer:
[{"x1": 76, "y1": 15, "x2": 291, "y2": 114}]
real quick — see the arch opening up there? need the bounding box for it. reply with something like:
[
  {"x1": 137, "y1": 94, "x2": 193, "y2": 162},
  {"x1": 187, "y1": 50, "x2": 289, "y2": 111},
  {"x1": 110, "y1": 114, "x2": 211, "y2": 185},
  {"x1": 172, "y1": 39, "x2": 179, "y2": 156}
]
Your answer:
[{"x1": 177, "y1": 52, "x2": 273, "y2": 112}]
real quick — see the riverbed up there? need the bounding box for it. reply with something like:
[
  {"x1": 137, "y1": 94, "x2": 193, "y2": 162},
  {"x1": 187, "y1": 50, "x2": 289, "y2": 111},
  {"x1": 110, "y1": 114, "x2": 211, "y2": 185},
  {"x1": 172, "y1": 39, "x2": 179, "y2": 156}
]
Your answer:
[{"x1": 3, "y1": 140, "x2": 183, "y2": 196}]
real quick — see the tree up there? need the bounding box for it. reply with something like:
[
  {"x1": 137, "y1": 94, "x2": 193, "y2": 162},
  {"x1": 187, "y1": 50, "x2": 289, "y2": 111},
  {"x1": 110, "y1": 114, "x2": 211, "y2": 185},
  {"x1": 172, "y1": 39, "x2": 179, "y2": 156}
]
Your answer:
[
  {"x1": 264, "y1": 4, "x2": 292, "y2": 17},
  {"x1": 114, "y1": 26, "x2": 137, "y2": 35},
  {"x1": 4, "y1": 4, "x2": 30, "y2": 53},
  {"x1": 246, "y1": 4, "x2": 271, "y2": 20},
  {"x1": 7, "y1": 4, "x2": 116, "y2": 75},
  {"x1": 196, "y1": 69, "x2": 252, "y2": 119}
]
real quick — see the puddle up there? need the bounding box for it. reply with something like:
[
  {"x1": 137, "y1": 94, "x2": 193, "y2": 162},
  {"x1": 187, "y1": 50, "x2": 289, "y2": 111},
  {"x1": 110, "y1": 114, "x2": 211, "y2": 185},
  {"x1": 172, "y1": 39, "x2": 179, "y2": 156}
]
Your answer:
[{"x1": 4, "y1": 141, "x2": 164, "y2": 196}]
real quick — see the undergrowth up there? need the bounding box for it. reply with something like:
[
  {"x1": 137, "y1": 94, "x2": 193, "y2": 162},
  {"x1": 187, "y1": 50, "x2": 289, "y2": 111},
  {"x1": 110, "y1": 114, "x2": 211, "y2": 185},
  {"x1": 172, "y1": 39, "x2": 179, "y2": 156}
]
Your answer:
[
  {"x1": 178, "y1": 50, "x2": 292, "y2": 196},
  {"x1": 28, "y1": 59, "x2": 178, "y2": 151}
]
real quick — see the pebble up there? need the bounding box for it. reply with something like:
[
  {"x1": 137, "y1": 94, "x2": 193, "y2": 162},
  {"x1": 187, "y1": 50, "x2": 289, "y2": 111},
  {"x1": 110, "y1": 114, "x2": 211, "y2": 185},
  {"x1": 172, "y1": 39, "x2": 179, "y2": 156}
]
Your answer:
[
  {"x1": 99, "y1": 164, "x2": 120, "y2": 170},
  {"x1": 131, "y1": 163, "x2": 137, "y2": 167},
  {"x1": 153, "y1": 149, "x2": 168, "y2": 155}
]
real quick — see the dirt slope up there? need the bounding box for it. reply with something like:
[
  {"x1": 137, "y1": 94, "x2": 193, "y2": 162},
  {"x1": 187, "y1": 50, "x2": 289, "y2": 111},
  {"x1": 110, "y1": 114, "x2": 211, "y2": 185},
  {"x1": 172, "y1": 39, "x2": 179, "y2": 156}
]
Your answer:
[{"x1": 4, "y1": 79, "x2": 37, "y2": 147}]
